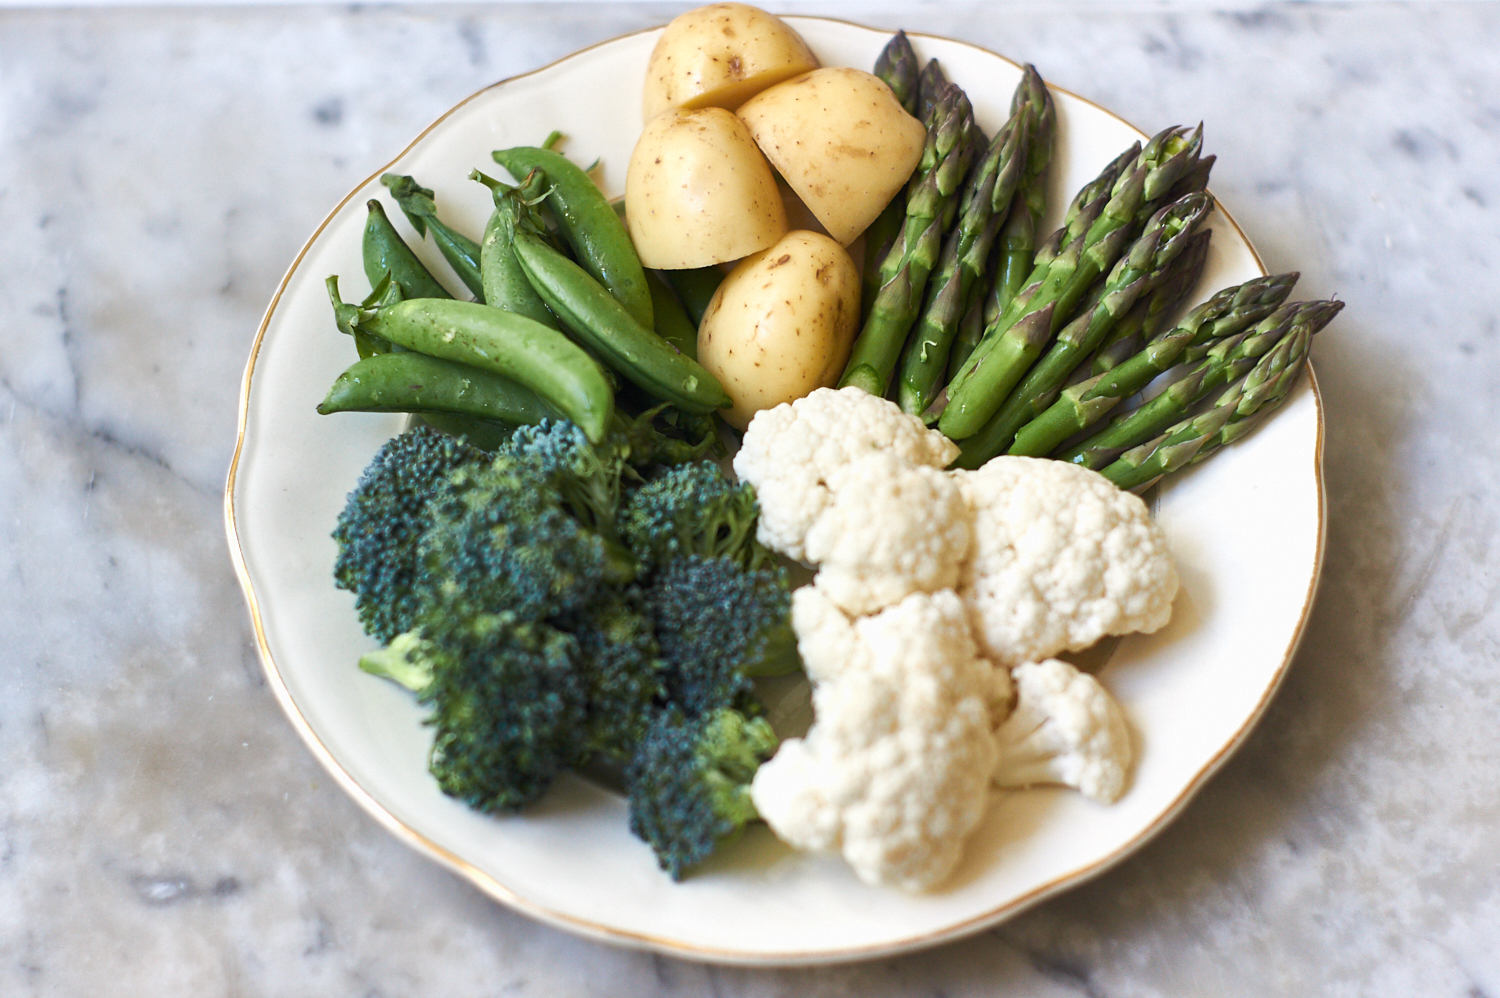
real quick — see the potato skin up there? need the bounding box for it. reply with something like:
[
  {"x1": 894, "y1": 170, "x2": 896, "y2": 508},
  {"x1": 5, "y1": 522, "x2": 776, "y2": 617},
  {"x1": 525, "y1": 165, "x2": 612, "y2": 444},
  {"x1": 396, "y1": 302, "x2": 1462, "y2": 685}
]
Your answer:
[
  {"x1": 737, "y1": 67, "x2": 926, "y2": 246},
  {"x1": 625, "y1": 106, "x2": 788, "y2": 270},
  {"x1": 697, "y1": 230, "x2": 860, "y2": 429},
  {"x1": 642, "y1": 4, "x2": 820, "y2": 122}
]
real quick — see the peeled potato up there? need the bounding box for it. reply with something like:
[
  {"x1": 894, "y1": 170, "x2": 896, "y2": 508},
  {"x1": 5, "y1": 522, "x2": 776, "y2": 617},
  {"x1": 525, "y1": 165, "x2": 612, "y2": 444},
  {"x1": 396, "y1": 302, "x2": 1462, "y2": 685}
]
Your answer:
[
  {"x1": 642, "y1": 3, "x2": 820, "y2": 122},
  {"x1": 625, "y1": 106, "x2": 788, "y2": 270},
  {"x1": 737, "y1": 67, "x2": 926, "y2": 246},
  {"x1": 697, "y1": 230, "x2": 860, "y2": 429}
]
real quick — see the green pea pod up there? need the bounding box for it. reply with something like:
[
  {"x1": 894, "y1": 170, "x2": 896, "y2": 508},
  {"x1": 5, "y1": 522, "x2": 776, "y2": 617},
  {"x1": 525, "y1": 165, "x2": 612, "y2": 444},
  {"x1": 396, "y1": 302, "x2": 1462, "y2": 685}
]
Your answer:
[
  {"x1": 326, "y1": 276, "x2": 613, "y2": 442},
  {"x1": 659, "y1": 266, "x2": 724, "y2": 327},
  {"x1": 492, "y1": 145, "x2": 654, "y2": 329},
  {"x1": 648, "y1": 274, "x2": 698, "y2": 359},
  {"x1": 509, "y1": 229, "x2": 728, "y2": 415},
  {"x1": 352, "y1": 273, "x2": 406, "y2": 359},
  {"x1": 381, "y1": 173, "x2": 485, "y2": 300},
  {"x1": 362, "y1": 199, "x2": 452, "y2": 301},
  {"x1": 316, "y1": 350, "x2": 563, "y2": 426},
  {"x1": 471, "y1": 170, "x2": 561, "y2": 329}
]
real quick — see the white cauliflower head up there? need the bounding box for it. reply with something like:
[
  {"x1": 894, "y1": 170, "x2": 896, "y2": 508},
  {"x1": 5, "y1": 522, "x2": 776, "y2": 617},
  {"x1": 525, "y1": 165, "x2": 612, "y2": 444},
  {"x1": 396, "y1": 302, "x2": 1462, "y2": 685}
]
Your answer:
[
  {"x1": 752, "y1": 589, "x2": 999, "y2": 891},
  {"x1": 733, "y1": 386, "x2": 959, "y2": 562},
  {"x1": 957, "y1": 456, "x2": 1179, "y2": 667},
  {"x1": 993, "y1": 658, "x2": 1133, "y2": 803},
  {"x1": 803, "y1": 452, "x2": 972, "y2": 616}
]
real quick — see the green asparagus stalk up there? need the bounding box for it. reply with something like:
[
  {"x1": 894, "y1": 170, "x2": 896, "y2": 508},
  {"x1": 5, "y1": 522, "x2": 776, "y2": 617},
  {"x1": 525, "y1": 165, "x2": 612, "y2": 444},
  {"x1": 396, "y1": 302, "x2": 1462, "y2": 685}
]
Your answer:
[
  {"x1": 986, "y1": 140, "x2": 1137, "y2": 328},
  {"x1": 839, "y1": 85, "x2": 976, "y2": 397},
  {"x1": 1087, "y1": 229, "x2": 1213, "y2": 375},
  {"x1": 915, "y1": 59, "x2": 948, "y2": 125},
  {"x1": 896, "y1": 109, "x2": 1030, "y2": 415},
  {"x1": 861, "y1": 31, "x2": 923, "y2": 321},
  {"x1": 991, "y1": 64, "x2": 1056, "y2": 320},
  {"x1": 1101, "y1": 324, "x2": 1313, "y2": 491},
  {"x1": 949, "y1": 180, "x2": 1116, "y2": 424},
  {"x1": 1010, "y1": 266, "x2": 1297, "y2": 457},
  {"x1": 941, "y1": 125, "x2": 1204, "y2": 440},
  {"x1": 382, "y1": 174, "x2": 485, "y2": 300},
  {"x1": 1058, "y1": 298, "x2": 1342, "y2": 469},
  {"x1": 1190, "y1": 325, "x2": 1313, "y2": 459},
  {"x1": 951, "y1": 191, "x2": 1215, "y2": 468},
  {"x1": 875, "y1": 30, "x2": 921, "y2": 114},
  {"x1": 947, "y1": 271, "x2": 992, "y2": 387}
]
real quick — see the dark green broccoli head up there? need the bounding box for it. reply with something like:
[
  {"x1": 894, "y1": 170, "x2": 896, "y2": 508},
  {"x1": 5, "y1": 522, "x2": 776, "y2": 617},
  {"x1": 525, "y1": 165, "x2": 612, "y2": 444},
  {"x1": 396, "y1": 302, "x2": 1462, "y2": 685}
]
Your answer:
[
  {"x1": 503, "y1": 420, "x2": 627, "y2": 539},
  {"x1": 419, "y1": 612, "x2": 588, "y2": 813},
  {"x1": 331, "y1": 425, "x2": 485, "y2": 643},
  {"x1": 644, "y1": 554, "x2": 799, "y2": 717},
  {"x1": 626, "y1": 705, "x2": 778, "y2": 880},
  {"x1": 557, "y1": 586, "x2": 666, "y2": 762},
  {"x1": 619, "y1": 461, "x2": 769, "y2": 574},
  {"x1": 416, "y1": 453, "x2": 634, "y2": 627}
]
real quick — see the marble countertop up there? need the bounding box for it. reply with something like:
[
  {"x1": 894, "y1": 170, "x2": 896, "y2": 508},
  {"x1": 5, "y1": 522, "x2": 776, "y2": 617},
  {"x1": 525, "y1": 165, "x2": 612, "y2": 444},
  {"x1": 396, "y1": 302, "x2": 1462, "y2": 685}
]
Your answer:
[{"x1": 3, "y1": 1, "x2": 1497, "y2": 993}]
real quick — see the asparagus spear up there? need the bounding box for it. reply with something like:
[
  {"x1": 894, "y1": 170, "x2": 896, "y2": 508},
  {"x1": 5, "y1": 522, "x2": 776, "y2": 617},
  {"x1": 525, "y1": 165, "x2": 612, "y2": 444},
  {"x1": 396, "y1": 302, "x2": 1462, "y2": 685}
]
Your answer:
[
  {"x1": 951, "y1": 191, "x2": 1215, "y2": 468},
  {"x1": 1059, "y1": 299, "x2": 1342, "y2": 469},
  {"x1": 1101, "y1": 324, "x2": 1312, "y2": 492},
  {"x1": 915, "y1": 58, "x2": 948, "y2": 125},
  {"x1": 1087, "y1": 229, "x2": 1213, "y2": 376},
  {"x1": 991, "y1": 65, "x2": 1057, "y2": 321},
  {"x1": 1010, "y1": 267, "x2": 1296, "y2": 457},
  {"x1": 861, "y1": 31, "x2": 923, "y2": 321},
  {"x1": 839, "y1": 85, "x2": 976, "y2": 397},
  {"x1": 382, "y1": 174, "x2": 485, "y2": 300},
  {"x1": 941, "y1": 125, "x2": 1203, "y2": 440},
  {"x1": 896, "y1": 108, "x2": 1029, "y2": 415},
  {"x1": 875, "y1": 30, "x2": 921, "y2": 114}
]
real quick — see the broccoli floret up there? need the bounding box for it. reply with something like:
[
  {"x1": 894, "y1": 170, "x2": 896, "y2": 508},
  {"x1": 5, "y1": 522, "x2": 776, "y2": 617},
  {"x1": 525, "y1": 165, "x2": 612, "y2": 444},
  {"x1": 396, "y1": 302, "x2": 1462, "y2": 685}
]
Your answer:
[
  {"x1": 626, "y1": 705, "x2": 778, "y2": 880},
  {"x1": 417, "y1": 452, "x2": 635, "y2": 626},
  {"x1": 557, "y1": 586, "x2": 666, "y2": 762},
  {"x1": 503, "y1": 420, "x2": 628, "y2": 540},
  {"x1": 619, "y1": 461, "x2": 770, "y2": 574},
  {"x1": 644, "y1": 554, "x2": 800, "y2": 717},
  {"x1": 359, "y1": 617, "x2": 587, "y2": 812},
  {"x1": 332, "y1": 425, "x2": 485, "y2": 643}
]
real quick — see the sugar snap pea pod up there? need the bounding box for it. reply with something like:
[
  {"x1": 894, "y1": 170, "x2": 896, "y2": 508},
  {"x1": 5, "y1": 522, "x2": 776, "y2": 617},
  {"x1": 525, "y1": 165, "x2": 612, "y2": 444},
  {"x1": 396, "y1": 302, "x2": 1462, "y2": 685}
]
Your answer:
[
  {"x1": 492, "y1": 144, "x2": 654, "y2": 329},
  {"x1": 351, "y1": 273, "x2": 405, "y2": 360},
  {"x1": 647, "y1": 275, "x2": 699, "y2": 359},
  {"x1": 381, "y1": 174, "x2": 485, "y2": 300},
  {"x1": 659, "y1": 267, "x2": 723, "y2": 327},
  {"x1": 509, "y1": 227, "x2": 729, "y2": 415},
  {"x1": 325, "y1": 276, "x2": 612, "y2": 442},
  {"x1": 316, "y1": 350, "x2": 563, "y2": 427},
  {"x1": 471, "y1": 170, "x2": 561, "y2": 329},
  {"x1": 362, "y1": 199, "x2": 452, "y2": 301}
]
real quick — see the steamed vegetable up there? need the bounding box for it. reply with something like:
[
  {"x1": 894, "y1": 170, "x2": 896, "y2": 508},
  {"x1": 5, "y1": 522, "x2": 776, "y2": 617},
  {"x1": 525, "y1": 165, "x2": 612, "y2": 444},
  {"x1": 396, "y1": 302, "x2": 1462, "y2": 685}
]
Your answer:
[
  {"x1": 737, "y1": 67, "x2": 927, "y2": 246},
  {"x1": 624, "y1": 106, "x2": 788, "y2": 270},
  {"x1": 696, "y1": 230, "x2": 860, "y2": 429},
  {"x1": 641, "y1": 3, "x2": 819, "y2": 121}
]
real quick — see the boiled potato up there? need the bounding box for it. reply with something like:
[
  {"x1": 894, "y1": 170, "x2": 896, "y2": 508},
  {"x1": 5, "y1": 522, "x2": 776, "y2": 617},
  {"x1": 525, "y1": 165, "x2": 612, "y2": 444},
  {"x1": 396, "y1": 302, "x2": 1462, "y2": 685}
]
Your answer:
[
  {"x1": 737, "y1": 67, "x2": 926, "y2": 246},
  {"x1": 642, "y1": 4, "x2": 820, "y2": 122},
  {"x1": 625, "y1": 106, "x2": 788, "y2": 270},
  {"x1": 697, "y1": 230, "x2": 860, "y2": 429}
]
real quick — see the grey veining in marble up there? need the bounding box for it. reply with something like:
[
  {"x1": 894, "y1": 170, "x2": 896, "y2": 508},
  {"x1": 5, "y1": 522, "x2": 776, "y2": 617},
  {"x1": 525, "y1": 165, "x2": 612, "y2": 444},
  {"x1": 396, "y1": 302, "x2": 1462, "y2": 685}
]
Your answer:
[{"x1": 2, "y1": 2, "x2": 1497, "y2": 994}]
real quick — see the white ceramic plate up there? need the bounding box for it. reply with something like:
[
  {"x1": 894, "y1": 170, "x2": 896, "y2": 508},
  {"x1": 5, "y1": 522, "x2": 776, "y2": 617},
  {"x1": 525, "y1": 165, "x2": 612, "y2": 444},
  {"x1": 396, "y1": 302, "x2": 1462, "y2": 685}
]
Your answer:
[{"x1": 225, "y1": 18, "x2": 1324, "y2": 966}]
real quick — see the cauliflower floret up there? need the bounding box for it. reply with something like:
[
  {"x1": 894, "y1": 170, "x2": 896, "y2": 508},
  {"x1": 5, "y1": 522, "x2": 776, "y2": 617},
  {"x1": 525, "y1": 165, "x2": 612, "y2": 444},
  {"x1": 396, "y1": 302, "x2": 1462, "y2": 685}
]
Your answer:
[
  {"x1": 957, "y1": 456, "x2": 1178, "y2": 667},
  {"x1": 752, "y1": 589, "x2": 999, "y2": 891},
  {"x1": 802, "y1": 452, "x2": 972, "y2": 616},
  {"x1": 733, "y1": 386, "x2": 959, "y2": 562},
  {"x1": 993, "y1": 658, "x2": 1132, "y2": 803}
]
